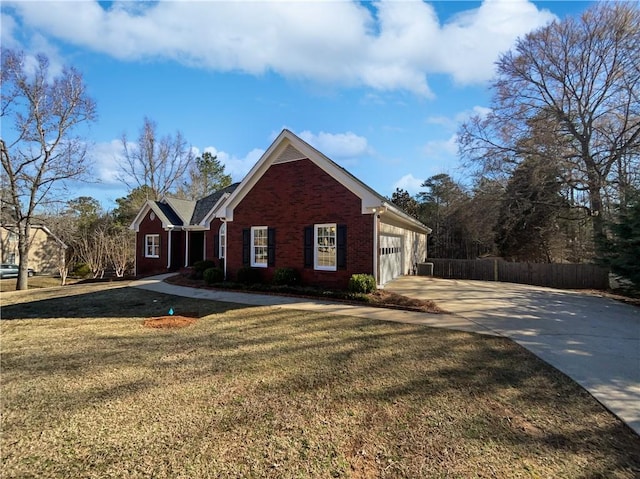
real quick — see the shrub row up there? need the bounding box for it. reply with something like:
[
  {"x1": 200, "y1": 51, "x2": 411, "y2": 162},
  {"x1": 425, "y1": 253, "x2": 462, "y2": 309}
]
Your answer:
[{"x1": 194, "y1": 261, "x2": 377, "y2": 295}]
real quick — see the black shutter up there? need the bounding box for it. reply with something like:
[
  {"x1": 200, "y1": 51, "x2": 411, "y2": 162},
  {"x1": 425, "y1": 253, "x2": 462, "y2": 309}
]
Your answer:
[
  {"x1": 337, "y1": 225, "x2": 347, "y2": 269},
  {"x1": 304, "y1": 226, "x2": 313, "y2": 268},
  {"x1": 242, "y1": 228, "x2": 250, "y2": 266},
  {"x1": 267, "y1": 228, "x2": 276, "y2": 267},
  {"x1": 213, "y1": 231, "x2": 219, "y2": 259}
]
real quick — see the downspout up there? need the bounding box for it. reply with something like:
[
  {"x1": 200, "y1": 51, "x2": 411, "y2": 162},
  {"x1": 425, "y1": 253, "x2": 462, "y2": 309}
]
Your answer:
[
  {"x1": 184, "y1": 230, "x2": 189, "y2": 267},
  {"x1": 222, "y1": 219, "x2": 227, "y2": 280},
  {"x1": 166, "y1": 228, "x2": 173, "y2": 269},
  {"x1": 373, "y1": 208, "x2": 379, "y2": 286}
]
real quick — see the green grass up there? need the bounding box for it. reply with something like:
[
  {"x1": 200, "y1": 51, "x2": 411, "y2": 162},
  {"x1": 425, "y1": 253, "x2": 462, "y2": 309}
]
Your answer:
[{"x1": 2, "y1": 284, "x2": 639, "y2": 478}]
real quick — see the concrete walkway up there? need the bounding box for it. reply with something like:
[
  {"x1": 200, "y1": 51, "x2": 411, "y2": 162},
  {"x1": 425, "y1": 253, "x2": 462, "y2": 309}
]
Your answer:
[
  {"x1": 131, "y1": 274, "x2": 496, "y2": 335},
  {"x1": 131, "y1": 274, "x2": 640, "y2": 436}
]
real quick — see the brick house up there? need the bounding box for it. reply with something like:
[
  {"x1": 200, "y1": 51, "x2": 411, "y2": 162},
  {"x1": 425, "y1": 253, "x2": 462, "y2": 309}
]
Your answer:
[{"x1": 130, "y1": 129, "x2": 431, "y2": 287}]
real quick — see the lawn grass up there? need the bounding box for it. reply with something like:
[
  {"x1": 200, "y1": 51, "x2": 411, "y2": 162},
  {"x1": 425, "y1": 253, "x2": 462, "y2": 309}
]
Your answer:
[
  {"x1": 0, "y1": 275, "x2": 81, "y2": 292},
  {"x1": 2, "y1": 284, "x2": 639, "y2": 478}
]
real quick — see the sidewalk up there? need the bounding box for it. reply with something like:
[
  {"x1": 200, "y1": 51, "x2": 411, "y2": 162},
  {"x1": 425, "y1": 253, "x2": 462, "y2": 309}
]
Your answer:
[{"x1": 131, "y1": 274, "x2": 497, "y2": 336}]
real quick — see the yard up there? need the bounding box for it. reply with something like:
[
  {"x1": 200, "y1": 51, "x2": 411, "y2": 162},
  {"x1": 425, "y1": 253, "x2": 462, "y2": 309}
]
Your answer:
[{"x1": 1, "y1": 284, "x2": 639, "y2": 478}]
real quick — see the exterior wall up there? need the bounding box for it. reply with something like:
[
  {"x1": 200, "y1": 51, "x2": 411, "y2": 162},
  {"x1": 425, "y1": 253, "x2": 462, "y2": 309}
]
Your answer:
[
  {"x1": 205, "y1": 220, "x2": 225, "y2": 266},
  {"x1": 379, "y1": 218, "x2": 427, "y2": 276},
  {"x1": 135, "y1": 211, "x2": 171, "y2": 276},
  {"x1": 226, "y1": 159, "x2": 374, "y2": 289},
  {"x1": 1, "y1": 226, "x2": 64, "y2": 275}
]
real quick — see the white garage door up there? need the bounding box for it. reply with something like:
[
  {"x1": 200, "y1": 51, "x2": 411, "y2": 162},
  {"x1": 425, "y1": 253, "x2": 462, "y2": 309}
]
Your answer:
[{"x1": 380, "y1": 235, "x2": 403, "y2": 285}]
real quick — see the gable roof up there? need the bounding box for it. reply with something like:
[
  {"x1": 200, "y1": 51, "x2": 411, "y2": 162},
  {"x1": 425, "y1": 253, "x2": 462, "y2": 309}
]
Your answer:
[
  {"x1": 215, "y1": 129, "x2": 431, "y2": 233},
  {"x1": 129, "y1": 184, "x2": 241, "y2": 231},
  {"x1": 192, "y1": 183, "x2": 239, "y2": 226}
]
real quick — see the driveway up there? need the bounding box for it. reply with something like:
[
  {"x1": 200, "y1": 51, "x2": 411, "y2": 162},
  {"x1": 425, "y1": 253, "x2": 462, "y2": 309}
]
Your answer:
[{"x1": 386, "y1": 276, "x2": 640, "y2": 436}]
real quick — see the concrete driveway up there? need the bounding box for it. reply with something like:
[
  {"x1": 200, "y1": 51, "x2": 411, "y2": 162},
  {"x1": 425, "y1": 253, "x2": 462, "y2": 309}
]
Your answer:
[{"x1": 386, "y1": 276, "x2": 640, "y2": 436}]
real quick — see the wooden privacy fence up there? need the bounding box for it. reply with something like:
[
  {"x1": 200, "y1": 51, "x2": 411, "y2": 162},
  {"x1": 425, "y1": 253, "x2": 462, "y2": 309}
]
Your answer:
[{"x1": 418, "y1": 259, "x2": 610, "y2": 290}]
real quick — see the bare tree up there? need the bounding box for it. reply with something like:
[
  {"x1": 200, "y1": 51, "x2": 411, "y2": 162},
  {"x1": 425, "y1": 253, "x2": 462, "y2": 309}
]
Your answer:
[
  {"x1": 1, "y1": 49, "x2": 96, "y2": 289},
  {"x1": 106, "y1": 227, "x2": 134, "y2": 277},
  {"x1": 76, "y1": 227, "x2": 109, "y2": 279},
  {"x1": 459, "y1": 3, "x2": 640, "y2": 257},
  {"x1": 119, "y1": 117, "x2": 194, "y2": 201}
]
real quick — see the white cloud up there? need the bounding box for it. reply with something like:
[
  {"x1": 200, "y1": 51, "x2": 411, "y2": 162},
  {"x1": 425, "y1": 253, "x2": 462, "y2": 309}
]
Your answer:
[
  {"x1": 393, "y1": 174, "x2": 423, "y2": 195},
  {"x1": 90, "y1": 139, "x2": 126, "y2": 185},
  {"x1": 423, "y1": 134, "x2": 459, "y2": 158},
  {"x1": 297, "y1": 130, "x2": 371, "y2": 159},
  {"x1": 206, "y1": 147, "x2": 265, "y2": 182},
  {"x1": 427, "y1": 106, "x2": 493, "y2": 130},
  {"x1": 4, "y1": 0, "x2": 557, "y2": 95}
]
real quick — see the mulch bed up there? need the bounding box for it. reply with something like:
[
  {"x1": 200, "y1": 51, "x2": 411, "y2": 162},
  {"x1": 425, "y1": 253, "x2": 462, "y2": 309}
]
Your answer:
[{"x1": 143, "y1": 312, "x2": 199, "y2": 329}]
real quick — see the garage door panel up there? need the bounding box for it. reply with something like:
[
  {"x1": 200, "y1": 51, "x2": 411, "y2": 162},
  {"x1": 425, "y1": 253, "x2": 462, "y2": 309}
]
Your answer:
[{"x1": 380, "y1": 235, "x2": 402, "y2": 285}]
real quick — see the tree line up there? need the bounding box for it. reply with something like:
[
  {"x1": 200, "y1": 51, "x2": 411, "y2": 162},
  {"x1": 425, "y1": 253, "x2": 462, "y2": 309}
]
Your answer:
[
  {"x1": 2, "y1": 2, "x2": 639, "y2": 289},
  {"x1": 390, "y1": 3, "x2": 639, "y2": 286}
]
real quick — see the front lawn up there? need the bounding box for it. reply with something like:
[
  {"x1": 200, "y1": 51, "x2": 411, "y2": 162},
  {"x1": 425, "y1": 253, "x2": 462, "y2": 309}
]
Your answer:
[{"x1": 1, "y1": 284, "x2": 639, "y2": 478}]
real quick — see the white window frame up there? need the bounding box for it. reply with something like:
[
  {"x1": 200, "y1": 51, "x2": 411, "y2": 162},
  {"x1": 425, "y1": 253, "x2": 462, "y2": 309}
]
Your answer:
[
  {"x1": 219, "y1": 223, "x2": 226, "y2": 259},
  {"x1": 250, "y1": 226, "x2": 268, "y2": 268},
  {"x1": 145, "y1": 234, "x2": 160, "y2": 258},
  {"x1": 314, "y1": 223, "x2": 337, "y2": 271}
]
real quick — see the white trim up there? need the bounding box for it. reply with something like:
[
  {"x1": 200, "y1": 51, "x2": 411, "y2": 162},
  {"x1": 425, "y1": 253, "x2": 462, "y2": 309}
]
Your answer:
[
  {"x1": 250, "y1": 226, "x2": 268, "y2": 268},
  {"x1": 184, "y1": 231, "x2": 189, "y2": 267},
  {"x1": 167, "y1": 229, "x2": 172, "y2": 268},
  {"x1": 214, "y1": 130, "x2": 430, "y2": 235},
  {"x1": 200, "y1": 192, "x2": 233, "y2": 227},
  {"x1": 314, "y1": 223, "x2": 337, "y2": 271},
  {"x1": 373, "y1": 212, "x2": 379, "y2": 286},
  {"x1": 219, "y1": 223, "x2": 226, "y2": 259},
  {"x1": 144, "y1": 234, "x2": 160, "y2": 258},
  {"x1": 130, "y1": 201, "x2": 180, "y2": 232},
  {"x1": 222, "y1": 220, "x2": 227, "y2": 279}
]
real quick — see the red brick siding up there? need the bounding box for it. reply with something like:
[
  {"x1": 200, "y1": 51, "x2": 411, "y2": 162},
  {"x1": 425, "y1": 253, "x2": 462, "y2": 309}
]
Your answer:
[
  {"x1": 227, "y1": 159, "x2": 374, "y2": 289},
  {"x1": 136, "y1": 212, "x2": 170, "y2": 276},
  {"x1": 205, "y1": 220, "x2": 224, "y2": 267}
]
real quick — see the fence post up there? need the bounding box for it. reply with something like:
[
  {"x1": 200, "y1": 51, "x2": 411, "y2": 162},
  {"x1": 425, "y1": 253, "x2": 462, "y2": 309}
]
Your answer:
[{"x1": 494, "y1": 259, "x2": 499, "y2": 282}]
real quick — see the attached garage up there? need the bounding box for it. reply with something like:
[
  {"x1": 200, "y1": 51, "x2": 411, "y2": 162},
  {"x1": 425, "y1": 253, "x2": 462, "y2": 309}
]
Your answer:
[
  {"x1": 377, "y1": 214, "x2": 430, "y2": 286},
  {"x1": 379, "y1": 234, "x2": 403, "y2": 285}
]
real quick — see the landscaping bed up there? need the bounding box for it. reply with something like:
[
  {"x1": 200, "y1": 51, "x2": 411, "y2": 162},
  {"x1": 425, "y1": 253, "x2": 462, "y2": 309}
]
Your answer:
[{"x1": 165, "y1": 273, "x2": 446, "y2": 314}]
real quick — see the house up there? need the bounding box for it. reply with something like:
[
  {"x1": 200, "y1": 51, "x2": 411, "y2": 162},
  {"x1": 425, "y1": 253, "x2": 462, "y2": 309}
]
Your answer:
[
  {"x1": 0, "y1": 224, "x2": 67, "y2": 275},
  {"x1": 131, "y1": 130, "x2": 431, "y2": 287}
]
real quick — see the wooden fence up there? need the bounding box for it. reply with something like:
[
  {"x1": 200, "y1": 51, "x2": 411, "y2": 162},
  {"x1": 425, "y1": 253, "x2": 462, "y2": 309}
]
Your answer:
[{"x1": 418, "y1": 259, "x2": 609, "y2": 290}]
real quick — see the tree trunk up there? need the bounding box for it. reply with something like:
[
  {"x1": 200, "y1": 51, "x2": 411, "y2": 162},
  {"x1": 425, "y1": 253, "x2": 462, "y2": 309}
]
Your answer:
[{"x1": 16, "y1": 222, "x2": 31, "y2": 291}]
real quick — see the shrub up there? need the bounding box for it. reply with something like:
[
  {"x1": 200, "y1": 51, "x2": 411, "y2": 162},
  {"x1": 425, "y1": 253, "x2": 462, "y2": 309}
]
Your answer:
[
  {"x1": 236, "y1": 267, "x2": 262, "y2": 284},
  {"x1": 191, "y1": 259, "x2": 216, "y2": 279},
  {"x1": 72, "y1": 263, "x2": 91, "y2": 278},
  {"x1": 272, "y1": 267, "x2": 300, "y2": 286},
  {"x1": 348, "y1": 273, "x2": 376, "y2": 294},
  {"x1": 203, "y1": 267, "x2": 224, "y2": 285}
]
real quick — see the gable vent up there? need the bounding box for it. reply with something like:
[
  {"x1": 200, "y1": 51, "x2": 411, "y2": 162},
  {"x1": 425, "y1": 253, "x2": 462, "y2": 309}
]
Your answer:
[{"x1": 274, "y1": 144, "x2": 306, "y2": 164}]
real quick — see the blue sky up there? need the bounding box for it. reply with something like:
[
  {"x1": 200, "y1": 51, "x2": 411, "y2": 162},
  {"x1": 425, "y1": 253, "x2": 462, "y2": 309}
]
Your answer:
[{"x1": 1, "y1": 0, "x2": 596, "y2": 210}]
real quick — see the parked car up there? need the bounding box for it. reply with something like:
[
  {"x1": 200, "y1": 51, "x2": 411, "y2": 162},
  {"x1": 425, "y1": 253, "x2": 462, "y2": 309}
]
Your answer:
[{"x1": 0, "y1": 264, "x2": 35, "y2": 279}]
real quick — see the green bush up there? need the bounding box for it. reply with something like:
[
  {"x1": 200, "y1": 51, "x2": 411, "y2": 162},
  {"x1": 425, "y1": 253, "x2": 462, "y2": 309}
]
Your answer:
[
  {"x1": 348, "y1": 274, "x2": 376, "y2": 294},
  {"x1": 203, "y1": 267, "x2": 224, "y2": 285},
  {"x1": 72, "y1": 263, "x2": 91, "y2": 278},
  {"x1": 272, "y1": 267, "x2": 300, "y2": 286},
  {"x1": 236, "y1": 267, "x2": 262, "y2": 284},
  {"x1": 191, "y1": 259, "x2": 216, "y2": 279}
]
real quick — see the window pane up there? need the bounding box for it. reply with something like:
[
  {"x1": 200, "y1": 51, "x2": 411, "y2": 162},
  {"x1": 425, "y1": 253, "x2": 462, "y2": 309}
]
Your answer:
[
  {"x1": 315, "y1": 224, "x2": 336, "y2": 269},
  {"x1": 251, "y1": 227, "x2": 268, "y2": 266}
]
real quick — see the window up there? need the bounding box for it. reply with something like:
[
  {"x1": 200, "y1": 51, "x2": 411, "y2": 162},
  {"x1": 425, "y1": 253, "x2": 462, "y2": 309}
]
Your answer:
[
  {"x1": 145, "y1": 234, "x2": 160, "y2": 258},
  {"x1": 251, "y1": 226, "x2": 268, "y2": 267},
  {"x1": 315, "y1": 223, "x2": 337, "y2": 271},
  {"x1": 219, "y1": 223, "x2": 226, "y2": 259}
]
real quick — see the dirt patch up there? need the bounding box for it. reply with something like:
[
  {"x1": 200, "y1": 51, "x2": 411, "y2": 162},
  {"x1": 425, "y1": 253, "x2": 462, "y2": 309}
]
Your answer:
[{"x1": 143, "y1": 313, "x2": 198, "y2": 329}]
